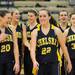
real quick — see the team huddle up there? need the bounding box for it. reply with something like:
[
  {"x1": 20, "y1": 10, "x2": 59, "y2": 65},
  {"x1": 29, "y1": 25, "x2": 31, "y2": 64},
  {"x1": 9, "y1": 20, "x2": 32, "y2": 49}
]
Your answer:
[{"x1": 0, "y1": 9, "x2": 75, "y2": 75}]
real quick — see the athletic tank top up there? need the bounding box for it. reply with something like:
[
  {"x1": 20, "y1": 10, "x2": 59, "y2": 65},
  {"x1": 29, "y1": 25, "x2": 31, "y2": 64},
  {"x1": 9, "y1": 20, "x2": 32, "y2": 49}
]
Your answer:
[
  {"x1": 66, "y1": 27, "x2": 75, "y2": 59},
  {"x1": 16, "y1": 22, "x2": 23, "y2": 56},
  {"x1": 59, "y1": 25, "x2": 70, "y2": 32},
  {"x1": 0, "y1": 27, "x2": 14, "y2": 63},
  {"x1": 26, "y1": 22, "x2": 40, "y2": 42},
  {"x1": 36, "y1": 25, "x2": 59, "y2": 64},
  {"x1": 58, "y1": 24, "x2": 70, "y2": 48}
]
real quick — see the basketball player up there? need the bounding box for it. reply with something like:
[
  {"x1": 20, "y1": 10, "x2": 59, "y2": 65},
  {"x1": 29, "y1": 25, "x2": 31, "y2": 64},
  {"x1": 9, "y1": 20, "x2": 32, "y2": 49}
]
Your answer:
[{"x1": 30, "y1": 9, "x2": 72, "y2": 75}]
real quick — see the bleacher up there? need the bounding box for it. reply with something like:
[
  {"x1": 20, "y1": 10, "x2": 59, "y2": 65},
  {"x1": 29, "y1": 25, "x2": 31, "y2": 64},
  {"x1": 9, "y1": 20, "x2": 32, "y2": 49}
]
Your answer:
[
  {"x1": 0, "y1": 0, "x2": 74, "y2": 21},
  {"x1": 14, "y1": 1, "x2": 74, "y2": 21}
]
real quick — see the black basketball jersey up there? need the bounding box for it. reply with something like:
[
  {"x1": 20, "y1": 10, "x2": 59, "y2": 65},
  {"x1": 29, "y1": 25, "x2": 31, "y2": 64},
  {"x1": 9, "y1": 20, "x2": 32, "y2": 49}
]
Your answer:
[
  {"x1": 66, "y1": 27, "x2": 75, "y2": 59},
  {"x1": 16, "y1": 22, "x2": 23, "y2": 56},
  {"x1": 36, "y1": 25, "x2": 59, "y2": 64},
  {"x1": 0, "y1": 27, "x2": 14, "y2": 63},
  {"x1": 58, "y1": 24, "x2": 70, "y2": 50},
  {"x1": 59, "y1": 24, "x2": 70, "y2": 32},
  {"x1": 26, "y1": 22, "x2": 40, "y2": 42},
  {"x1": 59, "y1": 26, "x2": 70, "y2": 32}
]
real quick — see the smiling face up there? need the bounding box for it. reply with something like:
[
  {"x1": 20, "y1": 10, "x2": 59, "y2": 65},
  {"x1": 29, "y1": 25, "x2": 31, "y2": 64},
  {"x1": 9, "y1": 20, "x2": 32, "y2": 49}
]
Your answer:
[
  {"x1": 12, "y1": 10, "x2": 20, "y2": 22},
  {"x1": 2, "y1": 13, "x2": 11, "y2": 27},
  {"x1": 0, "y1": 10, "x2": 11, "y2": 27},
  {"x1": 39, "y1": 10, "x2": 50, "y2": 26},
  {"x1": 28, "y1": 12, "x2": 37, "y2": 24},
  {"x1": 59, "y1": 11, "x2": 68, "y2": 23}
]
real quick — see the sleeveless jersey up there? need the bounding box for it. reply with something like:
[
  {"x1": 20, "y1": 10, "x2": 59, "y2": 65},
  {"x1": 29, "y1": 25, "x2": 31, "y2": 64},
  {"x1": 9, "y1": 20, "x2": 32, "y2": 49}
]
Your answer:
[
  {"x1": 36, "y1": 25, "x2": 59, "y2": 64},
  {"x1": 58, "y1": 24, "x2": 70, "y2": 49},
  {"x1": 66, "y1": 27, "x2": 75, "y2": 59},
  {"x1": 0, "y1": 27, "x2": 14, "y2": 63},
  {"x1": 58, "y1": 24, "x2": 70, "y2": 67},
  {"x1": 24, "y1": 22, "x2": 40, "y2": 64},
  {"x1": 16, "y1": 22, "x2": 23, "y2": 56},
  {"x1": 26, "y1": 22, "x2": 40, "y2": 42},
  {"x1": 59, "y1": 25, "x2": 70, "y2": 32}
]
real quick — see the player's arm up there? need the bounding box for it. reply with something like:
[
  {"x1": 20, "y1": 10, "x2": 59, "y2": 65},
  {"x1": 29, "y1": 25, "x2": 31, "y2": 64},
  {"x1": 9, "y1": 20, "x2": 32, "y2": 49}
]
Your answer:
[
  {"x1": 54, "y1": 27, "x2": 72, "y2": 73},
  {"x1": 22, "y1": 24, "x2": 30, "y2": 50},
  {"x1": 12, "y1": 27, "x2": 20, "y2": 74},
  {"x1": 30, "y1": 29, "x2": 39, "y2": 69},
  {"x1": 59, "y1": 32, "x2": 64, "y2": 57},
  {"x1": 60, "y1": 47, "x2": 63, "y2": 57}
]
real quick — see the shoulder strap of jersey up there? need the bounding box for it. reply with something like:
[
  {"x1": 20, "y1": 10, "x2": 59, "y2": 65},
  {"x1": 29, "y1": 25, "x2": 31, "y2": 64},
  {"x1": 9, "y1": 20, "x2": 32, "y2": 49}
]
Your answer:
[
  {"x1": 56, "y1": 22, "x2": 60, "y2": 27},
  {"x1": 7, "y1": 27, "x2": 13, "y2": 34},
  {"x1": 18, "y1": 22, "x2": 23, "y2": 39},
  {"x1": 37, "y1": 24, "x2": 55, "y2": 31},
  {"x1": 51, "y1": 24, "x2": 56, "y2": 30},
  {"x1": 66, "y1": 27, "x2": 71, "y2": 37},
  {"x1": 37, "y1": 24, "x2": 40, "y2": 31}
]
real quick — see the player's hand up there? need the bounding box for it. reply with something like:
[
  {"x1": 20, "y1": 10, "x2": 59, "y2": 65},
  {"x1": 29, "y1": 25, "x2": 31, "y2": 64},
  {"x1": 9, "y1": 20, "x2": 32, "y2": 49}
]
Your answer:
[
  {"x1": 32, "y1": 61, "x2": 39, "y2": 75},
  {"x1": 67, "y1": 60, "x2": 72, "y2": 73},
  {"x1": 13, "y1": 62, "x2": 20, "y2": 74}
]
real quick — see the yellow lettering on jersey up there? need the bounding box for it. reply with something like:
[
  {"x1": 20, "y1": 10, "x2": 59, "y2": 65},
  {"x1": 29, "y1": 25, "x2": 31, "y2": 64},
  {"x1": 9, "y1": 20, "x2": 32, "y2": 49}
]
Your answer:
[
  {"x1": 1, "y1": 45, "x2": 5, "y2": 52},
  {"x1": 46, "y1": 47, "x2": 51, "y2": 53},
  {"x1": 71, "y1": 43, "x2": 75, "y2": 49},
  {"x1": 48, "y1": 37, "x2": 56, "y2": 45},
  {"x1": 6, "y1": 44, "x2": 11, "y2": 52},
  {"x1": 41, "y1": 47, "x2": 51, "y2": 55},
  {"x1": 1, "y1": 34, "x2": 12, "y2": 42},
  {"x1": 37, "y1": 37, "x2": 57, "y2": 47},
  {"x1": 42, "y1": 47, "x2": 46, "y2": 55},
  {"x1": 67, "y1": 35, "x2": 75, "y2": 42},
  {"x1": 1, "y1": 44, "x2": 11, "y2": 53},
  {"x1": 6, "y1": 35, "x2": 12, "y2": 41},
  {"x1": 17, "y1": 32, "x2": 22, "y2": 38}
]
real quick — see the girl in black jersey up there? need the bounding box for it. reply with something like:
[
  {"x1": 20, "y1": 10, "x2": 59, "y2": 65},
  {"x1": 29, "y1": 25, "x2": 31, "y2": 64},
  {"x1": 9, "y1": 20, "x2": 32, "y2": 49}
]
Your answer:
[
  {"x1": 30, "y1": 9, "x2": 72, "y2": 75},
  {"x1": 58, "y1": 10, "x2": 70, "y2": 75},
  {"x1": 11, "y1": 9, "x2": 30, "y2": 75},
  {"x1": 24, "y1": 9, "x2": 39, "y2": 75},
  {"x1": 58, "y1": 10, "x2": 70, "y2": 32},
  {"x1": 0, "y1": 10, "x2": 19, "y2": 75},
  {"x1": 64, "y1": 13, "x2": 75, "y2": 75}
]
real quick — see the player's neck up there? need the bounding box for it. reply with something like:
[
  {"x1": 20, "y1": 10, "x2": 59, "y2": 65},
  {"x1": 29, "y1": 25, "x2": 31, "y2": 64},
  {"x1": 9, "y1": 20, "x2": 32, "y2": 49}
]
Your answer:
[
  {"x1": 11, "y1": 20, "x2": 18, "y2": 26},
  {"x1": 30, "y1": 21, "x2": 37, "y2": 29},
  {"x1": 60, "y1": 22, "x2": 67, "y2": 27},
  {"x1": 60, "y1": 22, "x2": 68, "y2": 30},
  {"x1": 42, "y1": 22, "x2": 50, "y2": 29},
  {"x1": 29, "y1": 21, "x2": 37, "y2": 26},
  {"x1": 71, "y1": 25, "x2": 75, "y2": 33},
  {"x1": 71, "y1": 25, "x2": 75, "y2": 29}
]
